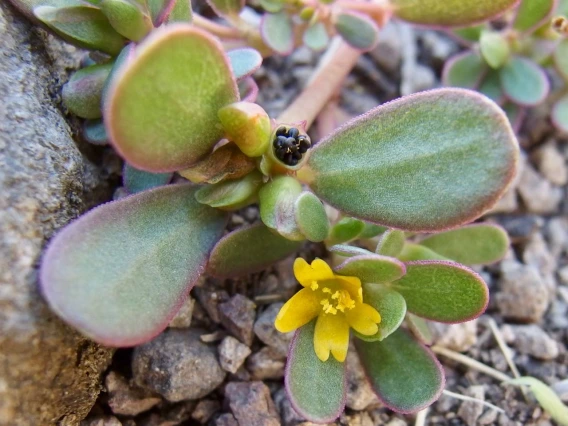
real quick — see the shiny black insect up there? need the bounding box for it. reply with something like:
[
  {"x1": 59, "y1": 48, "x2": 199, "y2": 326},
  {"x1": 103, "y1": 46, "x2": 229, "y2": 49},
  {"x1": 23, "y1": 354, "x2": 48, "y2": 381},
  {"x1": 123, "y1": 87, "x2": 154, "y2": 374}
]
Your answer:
[{"x1": 273, "y1": 126, "x2": 311, "y2": 166}]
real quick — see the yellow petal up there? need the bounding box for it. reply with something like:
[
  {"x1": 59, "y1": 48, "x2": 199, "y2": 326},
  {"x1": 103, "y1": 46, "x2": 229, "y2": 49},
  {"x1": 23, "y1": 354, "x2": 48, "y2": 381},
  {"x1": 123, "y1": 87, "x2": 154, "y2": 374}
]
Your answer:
[
  {"x1": 294, "y1": 257, "x2": 334, "y2": 288},
  {"x1": 345, "y1": 303, "x2": 381, "y2": 336},
  {"x1": 314, "y1": 313, "x2": 350, "y2": 362},
  {"x1": 336, "y1": 275, "x2": 363, "y2": 302},
  {"x1": 275, "y1": 288, "x2": 320, "y2": 333}
]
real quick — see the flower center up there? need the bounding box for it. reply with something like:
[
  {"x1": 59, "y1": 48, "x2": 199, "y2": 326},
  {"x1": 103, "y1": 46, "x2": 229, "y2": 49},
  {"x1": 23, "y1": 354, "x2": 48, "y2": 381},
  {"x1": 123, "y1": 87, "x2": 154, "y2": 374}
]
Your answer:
[{"x1": 310, "y1": 280, "x2": 356, "y2": 315}]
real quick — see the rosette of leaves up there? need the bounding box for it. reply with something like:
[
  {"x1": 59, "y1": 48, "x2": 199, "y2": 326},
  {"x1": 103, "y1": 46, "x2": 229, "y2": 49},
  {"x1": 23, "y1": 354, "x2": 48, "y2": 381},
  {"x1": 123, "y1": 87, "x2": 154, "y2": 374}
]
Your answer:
[
  {"x1": 277, "y1": 223, "x2": 508, "y2": 422},
  {"x1": 40, "y1": 21, "x2": 519, "y2": 357},
  {"x1": 443, "y1": 0, "x2": 568, "y2": 131}
]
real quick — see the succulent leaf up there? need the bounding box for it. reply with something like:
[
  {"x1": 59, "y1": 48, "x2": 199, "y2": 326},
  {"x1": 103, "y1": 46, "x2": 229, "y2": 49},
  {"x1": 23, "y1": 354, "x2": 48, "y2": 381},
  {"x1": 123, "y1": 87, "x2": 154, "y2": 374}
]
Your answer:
[
  {"x1": 397, "y1": 243, "x2": 449, "y2": 262},
  {"x1": 303, "y1": 21, "x2": 329, "y2": 51},
  {"x1": 104, "y1": 24, "x2": 239, "y2": 172},
  {"x1": 334, "y1": 254, "x2": 406, "y2": 283},
  {"x1": 554, "y1": 39, "x2": 568, "y2": 81},
  {"x1": 305, "y1": 89, "x2": 519, "y2": 232},
  {"x1": 195, "y1": 171, "x2": 263, "y2": 210},
  {"x1": 123, "y1": 163, "x2": 172, "y2": 194},
  {"x1": 100, "y1": 0, "x2": 153, "y2": 42},
  {"x1": 218, "y1": 102, "x2": 271, "y2": 157},
  {"x1": 227, "y1": 48, "x2": 263, "y2": 80},
  {"x1": 62, "y1": 63, "x2": 113, "y2": 119},
  {"x1": 499, "y1": 57, "x2": 549, "y2": 106},
  {"x1": 406, "y1": 313, "x2": 434, "y2": 345},
  {"x1": 513, "y1": 0, "x2": 556, "y2": 33},
  {"x1": 207, "y1": 223, "x2": 303, "y2": 277},
  {"x1": 259, "y1": 176, "x2": 305, "y2": 240},
  {"x1": 552, "y1": 94, "x2": 568, "y2": 133},
  {"x1": 40, "y1": 184, "x2": 227, "y2": 346},
  {"x1": 326, "y1": 217, "x2": 365, "y2": 246},
  {"x1": 260, "y1": 12, "x2": 294, "y2": 55},
  {"x1": 442, "y1": 51, "x2": 486, "y2": 89},
  {"x1": 334, "y1": 11, "x2": 379, "y2": 51},
  {"x1": 206, "y1": 0, "x2": 245, "y2": 17},
  {"x1": 83, "y1": 119, "x2": 109, "y2": 145},
  {"x1": 295, "y1": 192, "x2": 330, "y2": 243},
  {"x1": 375, "y1": 229, "x2": 405, "y2": 257},
  {"x1": 480, "y1": 30, "x2": 510, "y2": 69},
  {"x1": 285, "y1": 320, "x2": 346, "y2": 423},
  {"x1": 328, "y1": 244, "x2": 374, "y2": 258}
]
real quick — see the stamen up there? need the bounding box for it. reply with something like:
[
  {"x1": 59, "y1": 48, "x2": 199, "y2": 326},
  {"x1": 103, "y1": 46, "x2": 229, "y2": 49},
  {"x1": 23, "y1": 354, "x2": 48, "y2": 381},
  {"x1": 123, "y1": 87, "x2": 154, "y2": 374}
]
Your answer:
[{"x1": 310, "y1": 281, "x2": 319, "y2": 291}]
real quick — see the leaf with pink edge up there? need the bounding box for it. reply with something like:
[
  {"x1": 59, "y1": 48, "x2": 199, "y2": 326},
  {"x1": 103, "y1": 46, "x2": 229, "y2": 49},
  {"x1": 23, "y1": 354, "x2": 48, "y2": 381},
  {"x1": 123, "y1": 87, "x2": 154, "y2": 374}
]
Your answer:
[
  {"x1": 499, "y1": 57, "x2": 549, "y2": 107},
  {"x1": 479, "y1": 70, "x2": 504, "y2": 103},
  {"x1": 391, "y1": 0, "x2": 519, "y2": 28},
  {"x1": 513, "y1": 0, "x2": 556, "y2": 33},
  {"x1": 334, "y1": 11, "x2": 378, "y2": 51},
  {"x1": 355, "y1": 328, "x2": 444, "y2": 413},
  {"x1": 105, "y1": 24, "x2": 239, "y2": 172},
  {"x1": 326, "y1": 217, "x2": 365, "y2": 246},
  {"x1": 285, "y1": 320, "x2": 346, "y2": 423},
  {"x1": 295, "y1": 192, "x2": 330, "y2": 243},
  {"x1": 259, "y1": 176, "x2": 305, "y2": 240},
  {"x1": 147, "y1": 0, "x2": 192, "y2": 25},
  {"x1": 261, "y1": 12, "x2": 294, "y2": 55},
  {"x1": 334, "y1": 254, "x2": 406, "y2": 283},
  {"x1": 419, "y1": 224, "x2": 509, "y2": 265},
  {"x1": 63, "y1": 63, "x2": 113, "y2": 119},
  {"x1": 238, "y1": 77, "x2": 259, "y2": 102},
  {"x1": 227, "y1": 48, "x2": 262, "y2": 80},
  {"x1": 303, "y1": 21, "x2": 329, "y2": 51},
  {"x1": 552, "y1": 94, "x2": 568, "y2": 133},
  {"x1": 375, "y1": 229, "x2": 405, "y2": 257},
  {"x1": 390, "y1": 261, "x2": 489, "y2": 322},
  {"x1": 442, "y1": 51, "x2": 486, "y2": 89},
  {"x1": 305, "y1": 89, "x2": 519, "y2": 232},
  {"x1": 206, "y1": 0, "x2": 244, "y2": 16},
  {"x1": 40, "y1": 184, "x2": 227, "y2": 346},
  {"x1": 207, "y1": 223, "x2": 302, "y2": 277}
]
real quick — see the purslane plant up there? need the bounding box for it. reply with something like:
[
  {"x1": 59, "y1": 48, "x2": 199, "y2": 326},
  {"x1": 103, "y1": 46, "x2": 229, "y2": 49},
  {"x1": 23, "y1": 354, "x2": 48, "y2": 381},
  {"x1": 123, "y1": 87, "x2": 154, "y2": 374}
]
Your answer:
[
  {"x1": 443, "y1": 0, "x2": 568, "y2": 132},
  {"x1": 8, "y1": 0, "x2": 529, "y2": 421}
]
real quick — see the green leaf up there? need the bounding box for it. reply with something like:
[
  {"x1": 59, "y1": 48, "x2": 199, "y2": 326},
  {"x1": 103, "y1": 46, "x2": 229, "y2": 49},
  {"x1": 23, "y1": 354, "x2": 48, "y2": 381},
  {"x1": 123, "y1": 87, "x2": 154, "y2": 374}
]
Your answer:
[
  {"x1": 40, "y1": 184, "x2": 227, "y2": 346},
  {"x1": 238, "y1": 77, "x2": 259, "y2": 102},
  {"x1": 397, "y1": 243, "x2": 448, "y2": 262},
  {"x1": 478, "y1": 70, "x2": 504, "y2": 103},
  {"x1": 452, "y1": 25, "x2": 485, "y2": 43},
  {"x1": 507, "y1": 377, "x2": 568, "y2": 426},
  {"x1": 259, "y1": 0, "x2": 284, "y2": 13},
  {"x1": 499, "y1": 57, "x2": 549, "y2": 107},
  {"x1": 390, "y1": 261, "x2": 489, "y2": 322},
  {"x1": 101, "y1": 43, "x2": 135, "y2": 109},
  {"x1": 406, "y1": 313, "x2": 434, "y2": 345},
  {"x1": 328, "y1": 244, "x2": 374, "y2": 258},
  {"x1": 419, "y1": 224, "x2": 509, "y2": 265},
  {"x1": 305, "y1": 88, "x2": 519, "y2": 232},
  {"x1": 303, "y1": 21, "x2": 329, "y2": 51},
  {"x1": 334, "y1": 11, "x2": 378, "y2": 51},
  {"x1": 295, "y1": 192, "x2": 330, "y2": 242},
  {"x1": 442, "y1": 51, "x2": 486, "y2": 89},
  {"x1": 259, "y1": 176, "x2": 305, "y2": 240},
  {"x1": 356, "y1": 328, "x2": 444, "y2": 413},
  {"x1": 285, "y1": 320, "x2": 346, "y2": 423},
  {"x1": 83, "y1": 119, "x2": 108, "y2": 145},
  {"x1": 100, "y1": 0, "x2": 153, "y2": 42},
  {"x1": 206, "y1": 0, "x2": 244, "y2": 16},
  {"x1": 334, "y1": 254, "x2": 406, "y2": 283},
  {"x1": 390, "y1": 0, "x2": 519, "y2": 28},
  {"x1": 123, "y1": 163, "x2": 172, "y2": 194},
  {"x1": 480, "y1": 30, "x2": 510, "y2": 69},
  {"x1": 552, "y1": 94, "x2": 568, "y2": 133},
  {"x1": 167, "y1": 0, "x2": 192, "y2": 23},
  {"x1": 260, "y1": 12, "x2": 294, "y2": 55},
  {"x1": 554, "y1": 39, "x2": 568, "y2": 82},
  {"x1": 147, "y1": 0, "x2": 192, "y2": 24},
  {"x1": 207, "y1": 223, "x2": 303, "y2": 277},
  {"x1": 227, "y1": 48, "x2": 262, "y2": 80},
  {"x1": 218, "y1": 102, "x2": 271, "y2": 157},
  {"x1": 513, "y1": 0, "x2": 556, "y2": 33},
  {"x1": 105, "y1": 24, "x2": 238, "y2": 172},
  {"x1": 34, "y1": 4, "x2": 126, "y2": 55},
  {"x1": 62, "y1": 63, "x2": 113, "y2": 119},
  {"x1": 354, "y1": 284, "x2": 406, "y2": 341},
  {"x1": 326, "y1": 217, "x2": 365, "y2": 246},
  {"x1": 375, "y1": 229, "x2": 405, "y2": 257},
  {"x1": 359, "y1": 222, "x2": 387, "y2": 239},
  {"x1": 195, "y1": 171, "x2": 263, "y2": 210}
]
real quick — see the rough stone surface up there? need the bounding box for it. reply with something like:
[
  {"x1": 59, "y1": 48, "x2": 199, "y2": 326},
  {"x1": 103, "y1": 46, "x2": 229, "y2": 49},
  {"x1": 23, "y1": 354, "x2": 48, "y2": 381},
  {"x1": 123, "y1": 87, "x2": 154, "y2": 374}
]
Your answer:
[
  {"x1": 214, "y1": 413, "x2": 239, "y2": 426},
  {"x1": 0, "y1": 3, "x2": 115, "y2": 425},
  {"x1": 247, "y1": 346, "x2": 286, "y2": 380},
  {"x1": 105, "y1": 371, "x2": 161, "y2": 416},
  {"x1": 345, "y1": 346, "x2": 377, "y2": 411},
  {"x1": 457, "y1": 385, "x2": 485, "y2": 426},
  {"x1": 518, "y1": 163, "x2": 563, "y2": 214},
  {"x1": 273, "y1": 387, "x2": 306, "y2": 425},
  {"x1": 132, "y1": 329, "x2": 226, "y2": 402},
  {"x1": 191, "y1": 399, "x2": 220, "y2": 424},
  {"x1": 168, "y1": 296, "x2": 195, "y2": 328},
  {"x1": 501, "y1": 324, "x2": 559, "y2": 360},
  {"x1": 218, "y1": 294, "x2": 256, "y2": 346},
  {"x1": 218, "y1": 335, "x2": 251, "y2": 374},
  {"x1": 253, "y1": 302, "x2": 293, "y2": 357},
  {"x1": 431, "y1": 320, "x2": 478, "y2": 352},
  {"x1": 496, "y1": 260, "x2": 550, "y2": 322},
  {"x1": 80, "y1": 416, "x2": 122, "y2": 426},
  {"x1": 534, "y1": 140, "x2": 568, "y2": 186},
  {"x1": 224, "y1": 381, "x2": 280, "y2": 426}
]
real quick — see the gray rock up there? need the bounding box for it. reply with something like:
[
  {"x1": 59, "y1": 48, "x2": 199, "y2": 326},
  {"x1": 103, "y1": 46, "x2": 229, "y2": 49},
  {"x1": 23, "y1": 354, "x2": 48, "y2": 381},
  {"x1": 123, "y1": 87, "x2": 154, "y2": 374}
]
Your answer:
[
  {"x1": 345, "y1": 345, "x2": 377, "y2": 411},
  {"x1": 138, "y1": 401, "x2": 195, "y2": 426},
  {"x1": 0, "y1": 3, "x2": 115, "y2": 425},
  {"x1": 247, "y1": 346, "x2": 286, "y2": 380},
  {"x1": 214, "y1": 413, "x2": 239, "y2": 426},
  {"x1": 518, "y1": 163, "x2": 563, "y2": 214},
  {"x1": 501, "y1": 324, "x2": 559, "y2": 360},
  {"x1": 431, "y1": 320, "x2": 478, "y2": 352},
  {"x1": 339, "y1": 412, "x2": 374, "y2": 426},
  {"x1": 546, "y1": 217, "x2": 568, "y2": 259},
  {"x1": 457, "y1": 385, "x2": 485, "y2": 426},
  {"x1": 132, "y1": 329, "x2": 226, "y2": 402},
  {"x1": 254, "y1": 303, "x2": 293, "y2": 357},
  {"x1": 534, "y1": 140, "x2": 568, "y2": 186},
  {"x1": 105, "y1": 371, "x2": 161, "y2": 416},
  {"x1": 496, "y1": 260, "x2": 550, "y2": 322},
  {"x1": 193, "y1": 286, "x2": 229, "y2": 324},
  {"x1": 224, "y1": 381, "x2": 280, "y2": 426},
  {"x1": 80, "y1": 416, "x2": 123, "y2": 426},
  {"x1": 419, "y1": 30, "x2": 457, "y2": 62},
  {"x1": 168, "y1": 296, "x2": 195, "y2": 328},
  {"x1": 218, "y1": 336, "x2": 251, "y2": 374},
  {"x1": 559, "y1": 265, "x2": 568, "y2": 285},
  {"x1": 273, "y1": 387, "x2": 306, "y2": 425},
  {"x1": 523, "y1": 233, "x2": 557, "y2": 278},
  {"x1": 219, "y1": 294, "x2": 256, "y2": 346},
  {"x1": 370, "y1": 21, "x2": 402, "y2": 73},
  {"x1": 191, "y1": 399, "x2": 220, "y2": 424}
]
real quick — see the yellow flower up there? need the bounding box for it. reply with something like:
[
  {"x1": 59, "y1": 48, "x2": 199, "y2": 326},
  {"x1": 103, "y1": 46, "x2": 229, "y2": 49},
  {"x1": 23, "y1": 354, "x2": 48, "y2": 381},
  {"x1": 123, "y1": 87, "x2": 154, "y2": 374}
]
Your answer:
[{"x1": 275, "y1": 258, "x2": 381, "y2": 362}]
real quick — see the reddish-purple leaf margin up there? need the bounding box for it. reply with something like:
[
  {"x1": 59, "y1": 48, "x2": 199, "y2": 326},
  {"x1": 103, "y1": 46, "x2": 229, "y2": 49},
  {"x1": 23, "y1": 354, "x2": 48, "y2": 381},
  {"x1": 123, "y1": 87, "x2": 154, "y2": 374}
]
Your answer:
[
  {"x1": 260, "y1": 12, "x2": 295, "y2": 55},
  {"x1": 40, "y1": 184, "x2": 227, "y2": 347},
  {"x1": 239, "y1": 77, "x2": 259, "y2": 102},
  {"x1": 511, "y1": 0, "x2": 558, "y2": 34},
  {"x1": 334, "y1": 254, "x2": 407, "y2": 283},
  {"x1": 441, "y1": 51, "x2": 488, "y2": 89},
  {"x1": 285, "y1": 325, "x2": 347, "y2": 423},
  {"x1": 396, "y1": 260, "x2": 489, "y2": 323}
]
